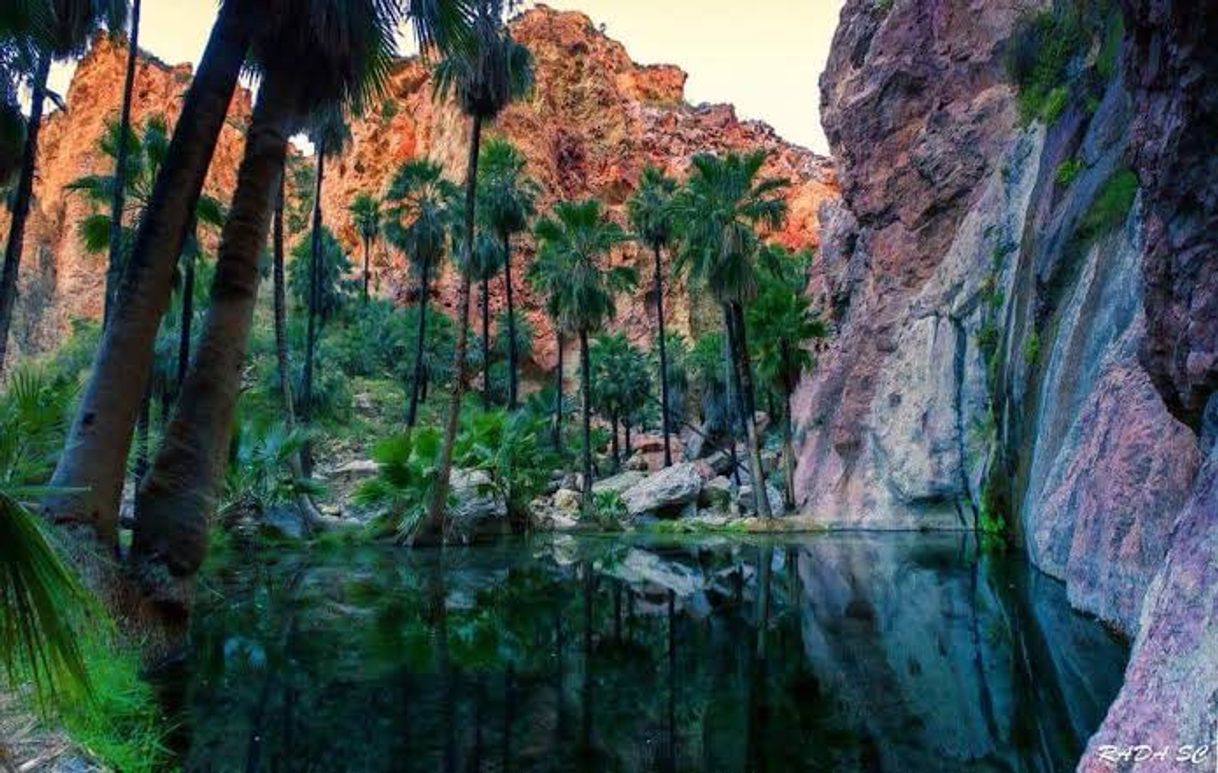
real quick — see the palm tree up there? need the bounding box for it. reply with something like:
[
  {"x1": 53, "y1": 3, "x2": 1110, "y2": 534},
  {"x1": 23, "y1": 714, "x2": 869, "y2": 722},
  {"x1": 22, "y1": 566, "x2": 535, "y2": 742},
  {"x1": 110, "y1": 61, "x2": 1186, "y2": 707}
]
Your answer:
[
  {"x1": 50, "y1": 0, "x2": 472, "y2": 563},
  {"x1": 384, "y1": 158, "x2": 459, "y2": 426},
  {"x1": 590, "y1": 332, "x2": 650, "y2": 469},
  {"x1": 67, "y1": 115, "x2": 224, "y2": 404},
  {"x1": 466, "y1": 229, "x2": 504, "y2": 407},
  {"x1": 671, "y1": 150, "x2": 789, "y2": 518},
  {"x1": 48, "y1": 0, "x2": 256, "y2": 548},
  {"x1": 103, "y1": 0, "x2": 140, "y2": 326},
  {"x1": 747, "y1": 246, "x2": 827, "y2": 511},
  {"x1": 0, "y1": 2, "x2": 47, "y2": 187},
  {"x1": 627, "y1": 165, "x2": 678, "y2": 467},
  {"x1": 132, "y1": 0, "x2": 400, "y2": 600},
  {"x1": 0, "y1": 0, "x2": 129, "y2": 376},
  {"x1": 414, "y1": 0, "x2": 533, "y2": 546},
  {"x1": 478, "y1": 136, "x2": 537, "y2": 409},
  {"x1": 530, "y1": 262, "x2": 565, "y2": 454},
  {"x1": 531, "y1": 199, "x2": 636, "y2": 511},
  {"x1": 349, "y1": 191, "x2": 382, "y2": 302},
  {"x1": 299, "y1": 107, "x2": 351, "y2": 475}
]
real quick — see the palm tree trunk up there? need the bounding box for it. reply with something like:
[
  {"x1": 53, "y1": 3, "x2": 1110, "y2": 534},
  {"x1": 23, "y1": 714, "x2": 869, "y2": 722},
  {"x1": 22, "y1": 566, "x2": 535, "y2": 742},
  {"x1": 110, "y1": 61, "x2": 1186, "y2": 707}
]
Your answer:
[
  {"x1": 176, "y1": 227, "x2": 197, "y2": 395},
  {"x1": 0, "y1": 52, "x2": 50, "y2": 379},
  {"x1": 407, "y1": 255, "x2": 430, "y2": 427},
  {"x1": 301, "y1": 141, "x2": 326, "y2": 472},
  {"x1": 274, "y1": 178, "x2": 324, "y2": 533},
  {"x1": 653, "y1": 245, "x2": 673, "y2": 467},
  {"x1": 48, "y1": 1, "x2": 250, "y2": 545},
  {"x1": 362, "y1": 235, "x2": 370, "y2": 303},
  {"x1": 134, "y1": 379, "x2": 152, "y2": 483},
  {"x1": 104, "y1": 0, "x2": 142, "y2": 327},
  {"x1": 624, "y1": 420, "x2": 631, "y2": 462},
  {"x1": 554, "y1": 330, "x2": 564, "y2": 455},
  {"x1": 610, "y1": 415, "x2": 620, "y2": 470},
  {"x1": 273, "y1": 180, "x2": 293, "y2": 415},
  {"x1": 503, "y1": 232, "x2": 519, "y2": 410},
  {"x1": 579, "y1": 328, "x2": 594, "y2": 512},
  {"x1": 780, "y1": 342, "x2": 796, "y2": 512},
  {"x1": 131, "y1": 69, "x2": 297, "y2": 605},
  {"x1": 415, "y1": 113, "x2": 483, "y2": 546},
  {"x1": 729, "y1": 302, "x2": 771, "y2": 518},
  {"x1": 481, "y1": 276, "x2": 491, "y2": 407}
]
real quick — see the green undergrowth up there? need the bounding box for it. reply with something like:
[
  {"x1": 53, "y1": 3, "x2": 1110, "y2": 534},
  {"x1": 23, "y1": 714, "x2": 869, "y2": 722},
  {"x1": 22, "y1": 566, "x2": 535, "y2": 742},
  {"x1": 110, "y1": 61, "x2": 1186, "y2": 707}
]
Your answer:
[
  {"x1": 1078, "y1": 168, "x2": 1138, "y2": 243},
  {"x1": 645, "y1": 518, "x2": 751, "y2": 535},
  {"x1": 1007, "y1": 0, "x2": 1125, "y2": 125},
  {"x1": 13, "y1": 628, "x2": 171, "y2": 773}
]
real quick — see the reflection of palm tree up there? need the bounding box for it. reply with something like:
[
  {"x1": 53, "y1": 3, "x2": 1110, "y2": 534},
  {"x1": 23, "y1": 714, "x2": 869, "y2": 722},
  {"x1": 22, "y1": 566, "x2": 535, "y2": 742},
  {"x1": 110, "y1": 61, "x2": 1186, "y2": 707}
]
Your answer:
[{"x1": 746, "y1": 544, "x2": 774, "y2": 771}]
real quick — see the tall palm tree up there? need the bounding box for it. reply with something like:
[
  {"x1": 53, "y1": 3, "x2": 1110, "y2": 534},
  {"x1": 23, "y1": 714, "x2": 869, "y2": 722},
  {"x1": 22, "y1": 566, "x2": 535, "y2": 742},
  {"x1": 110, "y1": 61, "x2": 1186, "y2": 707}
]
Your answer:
[
  {"x1": 50, "y1": 0, "x2": 472, "y2": 561},
  {"x1": 466, "y1": 228, "x2": 504, "y2": 407},
  {"x1": 747, "y1": 246, "x2": 827, "y2": 511},
  {"x1": 671, "y1": 150, "x2": 789, "y2": 518},
  {"x1": 414, "y1": 0, "x2": 533, "y2": 546},
  {"x1": 103, "y1": 0, "x2": 140, "y2": 326},
  {"x1": 531, "y1": 199, "x2": 636, "y2": 511},
  {"x1": 48, "y1": 0, "x2": 255, "y2": 547},
  {"x1": 349, "y1": 191, "x2": 382, "y2": 302},
  {"x1": 300, "y1": 107, "x2": 350, "y2": 473},
  {"x1": 132, "y1": 0, "x2": 400, "y2": 602},
  {"x1": 590, "y1": 332, "x2": 650, "y2": 469},
  {"x1": 384, "y1": 158, "x2": 459, "y2": 426},
  {"x1": 0, "y1": 2, "x2": 48, "y2": 187},
  {"x1": 627, "y1": 165, "x2": 678, "y2": 467},
  {"x1": 0, "y1": 0, "x2": 129, "y2": 376},
  {"x1": 478, "y1": 136, "x2": 536, "y2": 409}
]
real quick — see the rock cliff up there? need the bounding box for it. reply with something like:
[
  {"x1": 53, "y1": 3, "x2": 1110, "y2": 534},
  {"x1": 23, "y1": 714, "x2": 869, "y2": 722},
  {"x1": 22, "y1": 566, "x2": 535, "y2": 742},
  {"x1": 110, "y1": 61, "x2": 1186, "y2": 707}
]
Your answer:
[
  {"x1": 5, "y1": 35, "x2": 253, "y2": 358},
  {"x1": 798, "y1": 0, "x2": 1217, "y2": 763}
]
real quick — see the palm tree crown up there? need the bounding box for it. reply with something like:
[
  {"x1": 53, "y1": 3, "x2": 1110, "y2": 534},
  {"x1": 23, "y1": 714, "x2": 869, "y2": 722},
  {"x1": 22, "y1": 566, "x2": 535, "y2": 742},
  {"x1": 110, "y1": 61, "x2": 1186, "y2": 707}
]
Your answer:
[
  {"x1": 627, "y1": 165, "x2": 678, "y2": 252},
  {"x1": 530, "y1": 198, "x2": 636, "y2": 335},
  {"x1": 384, "y1": 159, "x2": 460, "y2": 274},
  {"x1": 349, "y1": 191, "x2": 382, "y2": 245},
  {"x1": 432, "y1": 0, "x2": 533, "y2": 122},
  {"x1": 478, "y1": 137, "x2": 536, "y2": 237},
  {"x1": 671, "y1": 150, "x2": 789, "y2": 304}
]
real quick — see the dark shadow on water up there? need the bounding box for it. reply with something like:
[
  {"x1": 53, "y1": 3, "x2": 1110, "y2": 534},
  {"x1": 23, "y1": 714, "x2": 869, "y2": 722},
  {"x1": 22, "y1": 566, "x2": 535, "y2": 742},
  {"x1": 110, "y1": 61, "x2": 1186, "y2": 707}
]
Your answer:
[{"x1": 172, "y1": 532, "x2": 1128, "y2": 771}]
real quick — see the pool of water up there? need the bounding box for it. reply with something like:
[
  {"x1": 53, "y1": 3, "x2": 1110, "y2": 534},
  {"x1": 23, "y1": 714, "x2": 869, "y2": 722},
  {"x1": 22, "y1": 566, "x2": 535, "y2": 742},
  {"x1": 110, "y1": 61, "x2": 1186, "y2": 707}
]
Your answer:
[{"x1": 176, "y1": 533, "x2": 1128, "y2": 771}]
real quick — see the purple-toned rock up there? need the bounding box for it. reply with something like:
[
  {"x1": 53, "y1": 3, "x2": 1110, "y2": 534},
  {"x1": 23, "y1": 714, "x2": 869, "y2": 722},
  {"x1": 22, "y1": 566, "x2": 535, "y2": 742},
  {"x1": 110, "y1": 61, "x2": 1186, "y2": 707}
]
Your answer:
[{"x1": 1081, "y1": 452, "x2": 1218, "y2": 772}]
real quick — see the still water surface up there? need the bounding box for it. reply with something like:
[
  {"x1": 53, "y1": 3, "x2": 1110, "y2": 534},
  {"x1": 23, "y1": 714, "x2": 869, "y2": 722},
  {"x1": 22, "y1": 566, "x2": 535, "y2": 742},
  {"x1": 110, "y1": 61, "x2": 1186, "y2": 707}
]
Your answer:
[{"x1": 178, "y1": 533, "x2": 1127, "y2": 771}]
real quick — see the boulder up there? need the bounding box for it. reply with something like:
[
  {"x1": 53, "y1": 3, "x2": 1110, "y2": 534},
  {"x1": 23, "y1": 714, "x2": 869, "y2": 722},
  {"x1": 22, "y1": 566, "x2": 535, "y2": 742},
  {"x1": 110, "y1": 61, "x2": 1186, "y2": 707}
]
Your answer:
[
  {"x1": 607, "y1": 548, "x2": 704, "y2": 597},
  {"x1": 448, "y1": 469, "x2": 509, "y2": 541},
  {"x1": 700, "y1": 476, "x2": 734, "y2": 509},
  {"x1": 328, "y1": 459, "x2": 379, "y2": 479},
  {"x1": 592, "y1": 470, "x2": 646, "y2": 496},
  {"x1": 621, "y1": 463, "x2": 703, "y2": 517},
  {"x1": 552, "y1": 488, "x2": 584, "y2": 517},
  {"x1": 738, "y1": 481, "x2": 784, "y2": 516},
  {"x1": 624, "y1": 453, "x2": 650, "y2": 472}
]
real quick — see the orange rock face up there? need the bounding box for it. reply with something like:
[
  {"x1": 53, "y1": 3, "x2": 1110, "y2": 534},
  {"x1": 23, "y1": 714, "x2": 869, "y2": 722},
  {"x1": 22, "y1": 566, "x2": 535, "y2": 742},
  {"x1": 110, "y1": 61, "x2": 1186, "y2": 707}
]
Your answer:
[
  {"x1": 321, "y1": 5, "x2": 838, "y2": 372},
  {"x1": 10, "y1": 6, "x2": 838, "y2": 372},
  {"x1": 7, "y1": 34, "x2": 252, "y2": 357}
]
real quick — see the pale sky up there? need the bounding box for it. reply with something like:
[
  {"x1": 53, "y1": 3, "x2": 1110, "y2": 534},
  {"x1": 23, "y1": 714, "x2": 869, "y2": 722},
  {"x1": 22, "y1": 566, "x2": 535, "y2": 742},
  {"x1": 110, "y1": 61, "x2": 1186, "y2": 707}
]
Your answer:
[{"x1": 48, "y1": 0, "x2": 844, "y2": 154}]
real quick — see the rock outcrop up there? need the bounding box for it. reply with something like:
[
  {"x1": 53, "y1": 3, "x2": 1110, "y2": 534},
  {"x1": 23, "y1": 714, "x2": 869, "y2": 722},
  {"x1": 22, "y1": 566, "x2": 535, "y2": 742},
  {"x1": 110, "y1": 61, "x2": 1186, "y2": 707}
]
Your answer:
[
  {"x1": 5, "y1": 35, "x2": 252, "y2": 358},
  {"x1": 800, "y1": 0, "x2": 1217, "y2": 759}
]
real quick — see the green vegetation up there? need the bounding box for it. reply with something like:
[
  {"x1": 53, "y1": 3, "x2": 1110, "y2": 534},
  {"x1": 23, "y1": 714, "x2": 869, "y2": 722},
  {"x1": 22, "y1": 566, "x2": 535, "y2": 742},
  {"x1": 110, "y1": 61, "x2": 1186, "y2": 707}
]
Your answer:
[
  {"x1": 1055, "y1": 157, "x2": 1084, "y2": 187},
  {"x1": 1007, "y1": 1, "x2": 1126, "y2": 125},
  {"x1": 1023, "y1": 329, "x2": 1041, "y2": 365},
  {"x1": 1078, "y1": 168, "x2": 1138, "y2": 242}
]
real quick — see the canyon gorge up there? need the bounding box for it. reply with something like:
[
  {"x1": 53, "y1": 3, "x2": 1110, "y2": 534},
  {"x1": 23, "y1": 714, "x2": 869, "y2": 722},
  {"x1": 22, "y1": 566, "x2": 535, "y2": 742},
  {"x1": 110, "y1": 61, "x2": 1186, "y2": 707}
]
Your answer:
[{"x1": 3, "y1": 1, "x2": 1216, "y2": 768}]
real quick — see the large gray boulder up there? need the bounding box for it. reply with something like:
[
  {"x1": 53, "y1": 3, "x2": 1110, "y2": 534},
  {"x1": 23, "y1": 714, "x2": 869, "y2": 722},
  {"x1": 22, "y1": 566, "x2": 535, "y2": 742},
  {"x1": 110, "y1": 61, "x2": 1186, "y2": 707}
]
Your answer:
[
  {"x1": 621, "y1": 463, "x2": 703, "y2": 517},
  {"x1": 592, "y1": 470, "x2": 646, "y2": 496},
  {"x1": 448, "y1": 469, "x2": 509, "y2": 541}
]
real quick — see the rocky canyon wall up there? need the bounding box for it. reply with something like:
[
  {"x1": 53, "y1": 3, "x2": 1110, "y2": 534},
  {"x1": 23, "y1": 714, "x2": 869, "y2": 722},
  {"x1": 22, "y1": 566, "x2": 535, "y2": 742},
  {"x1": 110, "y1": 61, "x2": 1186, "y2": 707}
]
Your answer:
[{"x1": 799, "y1": 0, "x2": 1217, "y2": 763}]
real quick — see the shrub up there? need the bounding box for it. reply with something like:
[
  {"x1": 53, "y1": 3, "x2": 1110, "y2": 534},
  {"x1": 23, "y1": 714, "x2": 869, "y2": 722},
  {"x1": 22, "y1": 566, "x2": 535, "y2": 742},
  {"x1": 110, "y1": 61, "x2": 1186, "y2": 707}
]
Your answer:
[
  {"x1": 353, "y1": 429, "x2": 445, "y2": 538},
  {"x1": 455, "y1": 407, "x2": 556, "y2": 522},
  {"x1": 1023, "y1": 329, "x2": 1041, "y2": 365}
]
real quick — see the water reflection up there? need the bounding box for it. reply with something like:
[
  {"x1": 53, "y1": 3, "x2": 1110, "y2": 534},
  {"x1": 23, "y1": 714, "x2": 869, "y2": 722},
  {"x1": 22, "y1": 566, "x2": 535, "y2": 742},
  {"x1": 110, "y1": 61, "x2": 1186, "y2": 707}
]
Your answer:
[{"x1": 180, "y1": 533, "x2": 1127, "y2": 772}]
